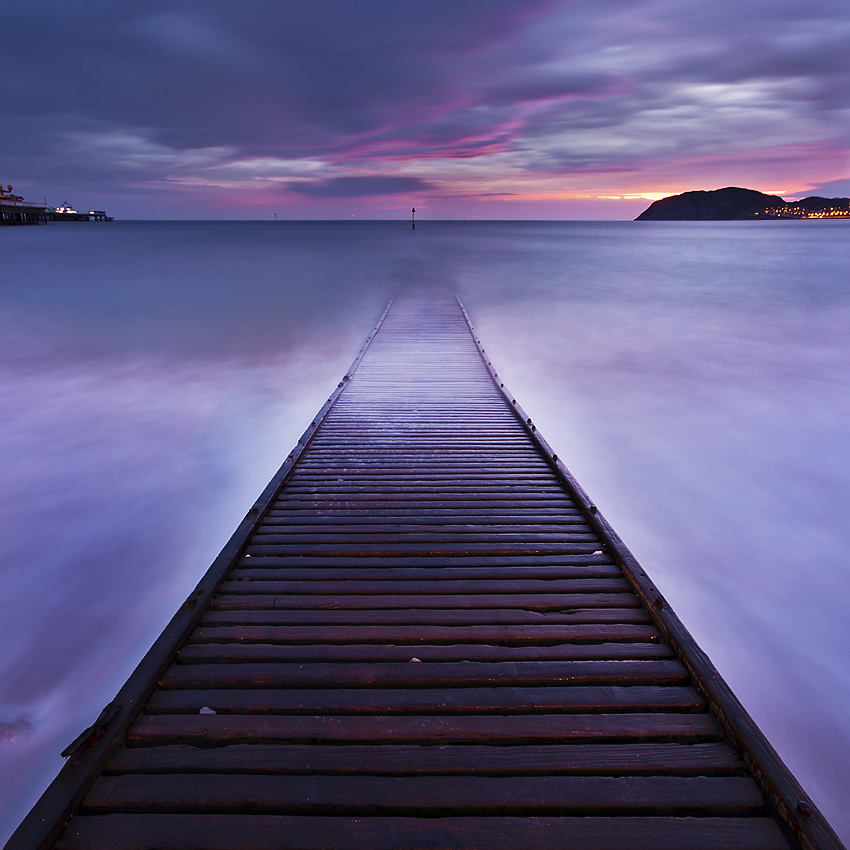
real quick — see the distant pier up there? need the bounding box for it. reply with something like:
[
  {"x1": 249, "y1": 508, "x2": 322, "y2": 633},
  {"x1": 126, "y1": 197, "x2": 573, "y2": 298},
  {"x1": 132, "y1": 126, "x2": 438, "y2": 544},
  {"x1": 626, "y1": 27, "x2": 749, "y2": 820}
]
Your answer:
[
  {"x1": 7, "y1": 291, "x2": 844, "y2": 850},
  {"x1": 1, "y1": 186, "x2": 112, "y2": 225}
]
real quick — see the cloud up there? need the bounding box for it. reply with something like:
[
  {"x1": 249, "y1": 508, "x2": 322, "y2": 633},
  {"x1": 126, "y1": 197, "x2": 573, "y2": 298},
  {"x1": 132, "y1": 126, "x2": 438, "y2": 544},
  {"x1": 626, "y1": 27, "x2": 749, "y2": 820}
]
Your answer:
[
  {"x1": 288, "y1": 176, "x2": 435, "y2": 198},
  {"x1": 2, "y1": 0, "x2": 848, "y2": 214},
  {"x1": 804, "y1": 177, "x2": 850, "y2": 197}
]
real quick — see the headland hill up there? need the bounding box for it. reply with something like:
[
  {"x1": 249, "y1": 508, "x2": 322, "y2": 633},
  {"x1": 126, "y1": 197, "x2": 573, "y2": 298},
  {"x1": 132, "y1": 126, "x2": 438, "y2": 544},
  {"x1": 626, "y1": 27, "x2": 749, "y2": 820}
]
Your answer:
[
  {"x1": 636, "y1": 186, "x2": 850, "y2": 220},
  {"x1": 0, "y1": 183, "x2": 112, "y2": 225}
]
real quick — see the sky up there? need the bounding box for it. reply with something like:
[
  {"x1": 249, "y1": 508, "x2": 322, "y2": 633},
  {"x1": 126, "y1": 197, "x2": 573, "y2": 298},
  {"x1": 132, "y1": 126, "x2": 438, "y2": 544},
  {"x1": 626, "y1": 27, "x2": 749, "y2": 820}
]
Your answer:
[{"x1": 2, "y1": 0, "x2": 849, "y2": 219}]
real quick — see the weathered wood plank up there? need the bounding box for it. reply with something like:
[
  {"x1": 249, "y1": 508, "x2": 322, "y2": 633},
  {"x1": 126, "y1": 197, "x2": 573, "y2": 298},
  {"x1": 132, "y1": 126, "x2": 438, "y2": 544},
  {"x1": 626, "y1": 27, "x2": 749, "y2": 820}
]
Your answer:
[
  {"x1": 260, "y1": 513, "x2": 589, "y2": 523},
  {"x1": 292, "y1": 464, "x2": 553, "y2": 472},
  {"x1": 200, "y1": 609, "x2": 653, "y2": 626},
  {"x1": 243, "y1": 545, "x2": 607, "y2": 558},
  {"x1": 271, "y1": 494, "x2": 573, "y2": 504},
  {"x1": 248, "y1": 537, "x2": 602, "y2": 551},
  {"x1": 145, "y1": 685, "x2": 702, "y2": 715},
  {"x1": 127, "y1": 713, "x2": 722, "y2": 746},
  {"x1": 289, "y1": 465, "x2": 557, "y2": 476},
  {"x1": 83, "y1": 774, "x2": 764, "y2": 814},
  {"x1": 229, "y1": 566, "x2": 623, "y2": 581},
  {"x1": 294, "y1": 440, "x2": 540, "y2": 446},
  {"x1": 219, "y1": 578, "x2": 631, "y2": 594},
  {"x1": 55, "y1": 814, "x2": 790, "y2": 850},
  {"x1": 209, "y1": 592, "x2": 640, "y2": 611},
  {"x1": 176, "y1": 642, "x2": 673, "y2": 664},
  {"x1": 160, "y1": 659, "x2": 688, "y2": 689},
  {"x1": 236, "y1": 554, "x2": 616, "y2": 569},
  {"x1": 254, "y1": 524, "x2": 599, "y2": 545},
  {"x1": 189, "y1": 623, "x2": 663, "y2": 645},
  {"x1": 291, "y1": 444, "x2": 544, "y2": 452},
  {"x1": 274, "y1": 484, "x2": 566, "y2": 508},
  {"x1": 258, "y1": 517, "x2": 590, "y2": 527},
  {"x1": 106, "y1": 742, "x2": 745, "y2": 776}
]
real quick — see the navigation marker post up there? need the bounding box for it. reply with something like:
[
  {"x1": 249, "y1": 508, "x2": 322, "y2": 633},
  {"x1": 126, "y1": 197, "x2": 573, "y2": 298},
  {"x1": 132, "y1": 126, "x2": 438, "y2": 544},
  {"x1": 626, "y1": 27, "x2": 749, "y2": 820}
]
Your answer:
[{"x1": 411, "y1": 207, "x2": 415, "y2": 230}]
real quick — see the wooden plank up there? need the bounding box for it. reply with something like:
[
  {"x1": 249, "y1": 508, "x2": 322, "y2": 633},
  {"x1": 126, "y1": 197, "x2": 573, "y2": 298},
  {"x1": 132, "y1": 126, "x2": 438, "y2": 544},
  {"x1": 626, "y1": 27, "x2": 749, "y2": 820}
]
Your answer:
[
  {"x1": 262, "y1": 503, "x2": 580, "y2": 513},
  {"x1": 294, "y1": 440, "x2": 540, "y2": 448},
  {"x1": 256, "y1": 518, "x2": 592, "y2": 528},
  {"x1": 219, "y1": 578, "x2": 631, "y2": 594},
  {"x1": 176, "y1": 642, "x2": 673, "y2": 664},
  {"x1": 258, "y1": 516, "x2": 590, "y2": 526},
  {"x1": 280, "y1": 462, "x2": 554, "y2": 470},
  {"x1": 297, "y1": 439, "x2": 540, "y2": 447},
  {"x1": 229, "y1": 566, "x2": 623, "y2": 581},
  {"x1": 236, "y1": 554, "x2": 616, "y2": 569},
  {"x1": 294, "y1": 444, "x2": 538, "y2": 450},
  {"x1": 54, "y1": 814, "x2": 790, "y2": 850},
  {"x1": 249, "y1": 534, "x2": 600, "y2": 545},
  {"x1": 160, "y1": 659, "x2": 689, "y2": 688},
  {"x1": 312, "y1": 420, "x2": 522, "y2": 422},
  {"x1": 259, "y1": 517, "x2": 590, "y2": 527},
  {"x1": 248, "y1": 535, "x2": 602, "y2": 548},
  {"x1": 284, "y1": 479, "x2": 561, "y2": 488},
  {"x1": 189, "y1": 623, "x2": 663, "y2": 644},
  {"x1": 296, "y1": 454, "x2": 548, "y2": 462},
  {"x1": 279, "y1": 485, "x2": 567, "y2": 493},
  {"x1": 294, "y1": 449, "x2": 544, "y2": 456},
  {"x1": 106, "y1": 741, "x2": 745, "y2": 776},
  {"x1": 263, "y1": 510, "x2": 587, "y2": 519},
  {"x1": 271, "y1": 496, "x2": 573, "y2": 507},
  {"x1": 295, "y1": 444, "x2": 539, "y2": 449},
  {"x1": 323, "y1": 410, "x2": 492, "y2": 413},
  {"x1": 209, "y1": 593, "x2": 641, "y2": 611},
  {"x1": 311, "y1": 429, "x2": 496, "y2": 435},
  {"x1": 145, "y1": 685, "x2": 703, "y2": 715},
  {"x1": 292, "y1": 463, "x2": 553, "y2": 471},
  {"x1": 127, "y1": 713, "x2": 722, "y2": 746},
  {"x1": 271, "y1": 494, "x2": 573, "y2": 503},
  {"x1": 244, "y1": 544, "x2": 609, "y2": 557},
  {"x1": 255, "y1": 519, "x2": 594, "y2": 542},
  {"x1": 289, "y1": 465, "x2": 558, "y2": 476},
  {"x1": 200, "y1": 609, "x2": 653, "y2": 626},
  {"x1": 83, "y1": 774, "x2": 764, "y2": 814}
]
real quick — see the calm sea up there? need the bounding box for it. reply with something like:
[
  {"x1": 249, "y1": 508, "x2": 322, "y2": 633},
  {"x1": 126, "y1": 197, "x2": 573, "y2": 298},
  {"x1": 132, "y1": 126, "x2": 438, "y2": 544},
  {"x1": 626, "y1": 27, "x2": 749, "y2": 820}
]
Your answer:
[{"x1": 1, "y1": 221, "x2": 849, "y2": 841}]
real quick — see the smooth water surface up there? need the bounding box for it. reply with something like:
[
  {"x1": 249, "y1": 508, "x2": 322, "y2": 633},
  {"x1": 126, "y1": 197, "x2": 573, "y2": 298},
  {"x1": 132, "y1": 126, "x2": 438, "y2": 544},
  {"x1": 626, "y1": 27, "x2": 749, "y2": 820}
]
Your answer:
[{"x1": 1, "y1": 221, "x2": 849, "y2": 841}]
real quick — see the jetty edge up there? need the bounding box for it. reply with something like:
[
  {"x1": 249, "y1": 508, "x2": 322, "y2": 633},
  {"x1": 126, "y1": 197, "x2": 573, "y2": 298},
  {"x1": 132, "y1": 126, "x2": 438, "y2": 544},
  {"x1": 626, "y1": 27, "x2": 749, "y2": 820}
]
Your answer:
[
  {"x1": 635, "y1": 186, "x2": 850, "y2": 220},
  {"x1": 6, "y1": 290, "x2": 845, "y2": 850}
]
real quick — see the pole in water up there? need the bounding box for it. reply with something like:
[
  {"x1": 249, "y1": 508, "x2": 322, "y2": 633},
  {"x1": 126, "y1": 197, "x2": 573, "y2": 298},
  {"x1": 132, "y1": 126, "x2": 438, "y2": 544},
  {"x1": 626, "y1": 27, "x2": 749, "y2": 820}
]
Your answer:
[
  {"x1": 411, "y1": 207, "x2": 416, "y2": 230},
  {"x1": 274, "y1": 213, "x2": 277, "y2": 223}
]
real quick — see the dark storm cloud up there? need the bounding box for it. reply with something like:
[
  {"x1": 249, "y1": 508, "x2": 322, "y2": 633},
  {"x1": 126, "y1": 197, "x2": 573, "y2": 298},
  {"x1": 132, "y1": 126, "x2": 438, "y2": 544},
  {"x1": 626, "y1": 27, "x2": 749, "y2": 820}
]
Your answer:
[
  {"x1": 289, "y1": 176, "x2": 435, "y2": 197},
  {"x1": 2, "y1": 1, "x2": 550, "y2": 152},
  {"x1": 483, "y1": 71, "x2": 625, "y2": 106},
  {"x1": 1, "y1": 0, "x2": 847, "y2": 208}
]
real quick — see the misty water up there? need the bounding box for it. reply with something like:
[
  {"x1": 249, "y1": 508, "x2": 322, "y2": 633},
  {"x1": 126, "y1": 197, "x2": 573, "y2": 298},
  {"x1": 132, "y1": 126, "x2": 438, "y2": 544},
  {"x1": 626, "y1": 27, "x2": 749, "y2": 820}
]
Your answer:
[{"x1": 1, "y1": 220, "x2": 849, "y2": 841}]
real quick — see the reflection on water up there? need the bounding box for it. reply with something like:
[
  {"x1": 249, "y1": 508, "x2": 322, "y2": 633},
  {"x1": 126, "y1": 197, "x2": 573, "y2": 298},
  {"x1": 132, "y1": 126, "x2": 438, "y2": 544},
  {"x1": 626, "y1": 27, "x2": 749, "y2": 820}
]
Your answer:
[{"x1": 1, "y1": 221, "x2": 849, "y2": 841}]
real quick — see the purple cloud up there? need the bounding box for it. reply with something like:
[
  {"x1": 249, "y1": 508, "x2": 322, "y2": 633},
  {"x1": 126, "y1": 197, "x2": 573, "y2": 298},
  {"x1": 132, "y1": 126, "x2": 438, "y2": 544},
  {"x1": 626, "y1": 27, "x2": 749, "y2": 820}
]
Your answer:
[
  {"x1": 1, "y1": 0, "x2": 847, "y2": 216},
  {"x1": 806, "y1": 178, "x2": 850, "y2": 197},
  {"x1": 288, "y1": 176, "x2": 435, "y2": 197}
]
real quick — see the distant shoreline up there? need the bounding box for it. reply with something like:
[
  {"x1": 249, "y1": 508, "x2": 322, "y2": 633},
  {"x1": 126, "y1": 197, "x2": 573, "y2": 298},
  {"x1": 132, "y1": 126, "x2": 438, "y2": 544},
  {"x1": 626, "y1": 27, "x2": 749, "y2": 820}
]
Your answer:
[{"x1": 635, "y1": 187, "x2": 850, "y2": 221}]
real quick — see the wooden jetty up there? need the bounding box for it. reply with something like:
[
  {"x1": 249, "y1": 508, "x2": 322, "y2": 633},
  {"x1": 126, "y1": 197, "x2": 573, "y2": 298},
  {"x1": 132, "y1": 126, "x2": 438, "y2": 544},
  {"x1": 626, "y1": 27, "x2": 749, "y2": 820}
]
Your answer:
[{"x1": 7, "y1": 290, "x2": 844, "y2": 850}]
